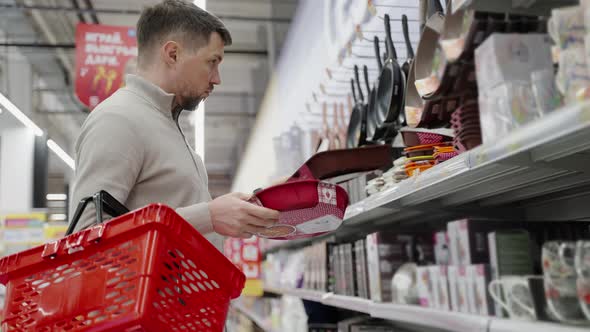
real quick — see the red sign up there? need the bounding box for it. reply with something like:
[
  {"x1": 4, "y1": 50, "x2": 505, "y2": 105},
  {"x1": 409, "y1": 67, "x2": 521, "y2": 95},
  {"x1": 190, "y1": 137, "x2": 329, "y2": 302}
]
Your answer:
[{"x1": 75, "y1": 23, "x2": 137, "y2": 109}]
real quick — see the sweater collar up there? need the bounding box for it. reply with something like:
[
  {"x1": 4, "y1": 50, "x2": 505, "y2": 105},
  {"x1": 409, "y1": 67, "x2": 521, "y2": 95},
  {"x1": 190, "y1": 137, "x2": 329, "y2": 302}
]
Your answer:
[{"x1": 124, "y1": 74, "x2": 177, "y2": 118}]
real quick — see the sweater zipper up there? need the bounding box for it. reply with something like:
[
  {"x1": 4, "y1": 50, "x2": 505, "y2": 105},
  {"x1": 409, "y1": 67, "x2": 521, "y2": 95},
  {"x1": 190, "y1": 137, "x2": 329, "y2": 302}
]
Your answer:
[{"x1": 173, "y1": 109, "x2": 203, "y2": 179}]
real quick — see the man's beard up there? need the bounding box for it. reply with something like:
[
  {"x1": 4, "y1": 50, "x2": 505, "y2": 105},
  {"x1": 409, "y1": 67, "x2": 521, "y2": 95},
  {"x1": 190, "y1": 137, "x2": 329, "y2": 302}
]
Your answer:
[{"x1": 180, "y1": 97, "x2": 203, "y2": 111}]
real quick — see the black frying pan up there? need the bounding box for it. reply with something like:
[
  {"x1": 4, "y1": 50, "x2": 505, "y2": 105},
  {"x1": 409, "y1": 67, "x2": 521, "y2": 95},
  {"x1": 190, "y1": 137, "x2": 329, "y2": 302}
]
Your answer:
[
  {"x1": 363, "y1": 65, "x2": 378, "y2": 142},
  {"x1": 354, "y1": 65, "x2": 368, "y2": 146},
  {"x1": 375, "y1": 13, "x2": 406, "y2": 128},
  {"x1": 346, "y1": 78, "x2": 361, "y2": 148}
]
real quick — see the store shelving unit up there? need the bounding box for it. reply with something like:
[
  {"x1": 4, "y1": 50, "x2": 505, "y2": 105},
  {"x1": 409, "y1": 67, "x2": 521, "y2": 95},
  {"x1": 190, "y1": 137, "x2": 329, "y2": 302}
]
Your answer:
[
  {"x1": 265, "y1": 101, "x2": 590, "y2": 254},
  {"x1": 231, "y1": 301, "x2": 276, "y2": 332},
  {"x1": 263, "y1": 287, "x2": 590, "y2": 332}
]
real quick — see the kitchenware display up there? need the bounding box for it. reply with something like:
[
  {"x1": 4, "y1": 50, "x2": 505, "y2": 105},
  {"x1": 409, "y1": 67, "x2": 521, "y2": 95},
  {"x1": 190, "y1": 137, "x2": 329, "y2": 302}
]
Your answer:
[
  {"x1": 251, "y1": 145, "x2": 392, "y2": 240},
  {"x1": 544, "y1": 276, "x2": 589, "y2": 325},
  {"x1": 373, "y1": 13, "x2": 406, "y2": 141},
  {"x1": 413, "y1": 7, "x2": 445, "y2": 99},
  {"x1": 488, "y1": 275, "x2": 544, "y2": 321},
  {"x1": 548, "y1": 6, "x2": 585, "y2": 50},
  {"x1": 391, "y1": 263, "x2": 419, "y2": 305}
]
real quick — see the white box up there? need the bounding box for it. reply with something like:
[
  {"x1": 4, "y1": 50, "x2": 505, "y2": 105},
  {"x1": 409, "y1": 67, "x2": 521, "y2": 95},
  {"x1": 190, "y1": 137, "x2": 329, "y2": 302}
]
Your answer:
[
  {"x1": 448, "y1": 266, "x2": 460, "y2": 312},
  {"x1": 416, "y1": 266, "x2": 433, "y2": 308},
  {"x1": 457, "y1": 266, "x2": 471, "y2": 314},
  {"x1": 447, "y1": 221, "x2": 460, "y2": 266},
  {"x1": 437, "y1": 265, "x2": 451, "y2": 311},
  {"x1": 475, "y1": 33, "x2": 553, "y2": 91}
]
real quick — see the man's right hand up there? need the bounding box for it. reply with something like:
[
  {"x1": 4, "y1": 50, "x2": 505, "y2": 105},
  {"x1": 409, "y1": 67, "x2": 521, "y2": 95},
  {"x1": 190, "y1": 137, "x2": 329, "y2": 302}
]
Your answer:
[{"x1": 208, "y1": 192, "x2": 279, "y2": 238}]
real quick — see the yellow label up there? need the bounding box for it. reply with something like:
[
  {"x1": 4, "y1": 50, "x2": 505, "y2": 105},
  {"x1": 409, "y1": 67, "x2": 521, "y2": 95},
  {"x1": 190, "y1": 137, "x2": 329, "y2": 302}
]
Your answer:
[{"x1": 241, "y1": 279, "x2": 264, "y2": 297}]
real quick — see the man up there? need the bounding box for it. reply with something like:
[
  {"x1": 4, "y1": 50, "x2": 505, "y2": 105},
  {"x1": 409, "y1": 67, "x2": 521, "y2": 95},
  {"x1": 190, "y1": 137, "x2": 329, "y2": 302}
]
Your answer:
[{"x1": 70, "y1": 0, "x2": 279, "y2": 244}]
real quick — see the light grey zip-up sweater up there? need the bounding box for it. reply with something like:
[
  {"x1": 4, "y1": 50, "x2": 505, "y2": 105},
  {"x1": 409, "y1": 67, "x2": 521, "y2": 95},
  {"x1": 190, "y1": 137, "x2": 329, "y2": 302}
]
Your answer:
[{"x1": 70, "y1": 74, "x2": 222, "y2": 248}]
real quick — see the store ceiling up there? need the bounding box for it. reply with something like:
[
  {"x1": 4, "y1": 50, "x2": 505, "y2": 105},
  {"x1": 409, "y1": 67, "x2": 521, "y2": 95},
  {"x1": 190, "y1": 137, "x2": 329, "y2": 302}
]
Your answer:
[{"x1": 0, "y1": 0, "x2": 298, "y2": 197}]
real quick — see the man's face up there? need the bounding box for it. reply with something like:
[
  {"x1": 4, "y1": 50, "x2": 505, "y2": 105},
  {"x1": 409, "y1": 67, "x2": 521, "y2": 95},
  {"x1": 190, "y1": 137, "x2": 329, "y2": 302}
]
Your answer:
[{"x1": 171, "y1": 32, "x2": 224, "y2": 111}]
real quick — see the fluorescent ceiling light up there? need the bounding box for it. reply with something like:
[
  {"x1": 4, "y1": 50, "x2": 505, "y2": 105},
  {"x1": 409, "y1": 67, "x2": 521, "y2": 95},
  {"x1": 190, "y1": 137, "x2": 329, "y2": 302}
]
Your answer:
[
  {"x1": 47, "y1": 139, "x2": 76, "y2": 170},
  {"x1": 47, "y1": 193, "x2": 67, "y2": 201},
  {"x1": 0, "y1": 91, "x2": 43, "y2": 136}
]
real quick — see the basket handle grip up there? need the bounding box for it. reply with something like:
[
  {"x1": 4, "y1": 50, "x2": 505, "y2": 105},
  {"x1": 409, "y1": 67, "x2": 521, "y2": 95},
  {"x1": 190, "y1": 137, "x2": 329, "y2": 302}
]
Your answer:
[{"x1": 66, "y1": 190, "x2": 129, "y2": 236}]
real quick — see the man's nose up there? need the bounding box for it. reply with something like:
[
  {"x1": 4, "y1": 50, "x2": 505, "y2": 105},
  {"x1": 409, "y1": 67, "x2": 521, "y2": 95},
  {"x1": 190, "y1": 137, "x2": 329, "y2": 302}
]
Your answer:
[{"x1": 210, "y1": 68, "x2": 221, "y2": 85}]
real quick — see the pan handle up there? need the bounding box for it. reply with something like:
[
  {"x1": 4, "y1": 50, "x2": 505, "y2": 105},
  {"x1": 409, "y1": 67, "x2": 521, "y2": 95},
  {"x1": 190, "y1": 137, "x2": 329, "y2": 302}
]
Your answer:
[
  {"x1": 402, "y1": 15, "x2": 414, "y2": 59},
  {"x1": 374, "y1": 36, "x2": 383, "y2": 70},
  {"x1": 350, "y1": 78, "x2": 358, "y2": 104},
  {"x1": 354, "y1": 65, "x2": 364, "y2": 102},
  {"x1": 363, "y1": 65, "x2": 371, "y2": 98},
  {"x1": 384, "y1": 14, "x2": 397, "y2": 60},
  {"x1": 419, "y1": 0, "x2": 428, "y2": 31},
  {"x1": 428, "y1": 0, "x2": 444, "y2": 18}
]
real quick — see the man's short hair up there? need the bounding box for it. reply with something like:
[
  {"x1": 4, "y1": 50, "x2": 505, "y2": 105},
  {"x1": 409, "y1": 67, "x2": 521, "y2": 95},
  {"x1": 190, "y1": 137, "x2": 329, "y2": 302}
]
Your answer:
[{"x1": 136, "y1": 0, "x2": 232, "y2": 66}]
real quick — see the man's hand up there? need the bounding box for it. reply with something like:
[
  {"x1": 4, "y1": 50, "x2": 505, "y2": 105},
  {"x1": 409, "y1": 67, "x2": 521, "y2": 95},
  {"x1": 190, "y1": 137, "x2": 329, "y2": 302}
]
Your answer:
[{"x1": 208, "y1": 192, "x2": 279, "y2": 238}]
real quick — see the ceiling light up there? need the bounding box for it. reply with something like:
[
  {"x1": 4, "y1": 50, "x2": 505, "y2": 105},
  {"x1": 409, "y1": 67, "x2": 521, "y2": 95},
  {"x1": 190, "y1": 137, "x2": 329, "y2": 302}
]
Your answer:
[
  {"x1": 47, "y1": 139, "x2": 76, "y2": 171},
  {"x1": 47, "y1": 193, "x2": 67, "y2": 201},
  {"x1": 0, "y1": 91, "x2": 43, "y2": 136}
]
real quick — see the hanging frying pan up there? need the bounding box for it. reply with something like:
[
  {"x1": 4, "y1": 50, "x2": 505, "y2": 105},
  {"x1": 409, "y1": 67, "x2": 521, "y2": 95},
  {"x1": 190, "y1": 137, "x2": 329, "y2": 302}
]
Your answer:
[
  {"x1": 375, "y1": 14, "x2": 406, "y2": 126},
  {"x1": 346, "y1": 78, "x2": 362, "y2": 148},
  {"x1": 401, "y1": 14, "x2": 415, "y2": 79},
  {"x1": 405, "y1": 4, "x2": 444, "y2": 127},
  {"x1": 363, "y1": 65, "x2": 378, "y2": 142},
  {"x1": 413, "y1": 8, "x2": 445, "y2": 99},
  {"x1": 250, "y1": 145, "x2": 393, "y2": 240},
  {"x1": 354, "y1": 65, "x2": 368, "y2": 146}
]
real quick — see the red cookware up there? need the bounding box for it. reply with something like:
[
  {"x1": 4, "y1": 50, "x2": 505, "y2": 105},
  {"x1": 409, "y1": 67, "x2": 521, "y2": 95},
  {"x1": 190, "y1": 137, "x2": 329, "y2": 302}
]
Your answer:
[{"x1": 250, "y1": 145, "x2": 393, "y2": 240}]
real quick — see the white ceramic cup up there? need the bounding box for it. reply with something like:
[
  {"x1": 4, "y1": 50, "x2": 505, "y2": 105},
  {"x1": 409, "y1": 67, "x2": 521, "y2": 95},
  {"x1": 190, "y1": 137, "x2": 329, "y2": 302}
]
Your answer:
[
  {"x1": 542, "y1": 241, "x2": 577, "y2": 278},
  {"x1": 488, "y1": 276, "x2": 541, "y2": 320},
  {"x1": 544, "y1": 275, "x2": 589, "y2": 325}
]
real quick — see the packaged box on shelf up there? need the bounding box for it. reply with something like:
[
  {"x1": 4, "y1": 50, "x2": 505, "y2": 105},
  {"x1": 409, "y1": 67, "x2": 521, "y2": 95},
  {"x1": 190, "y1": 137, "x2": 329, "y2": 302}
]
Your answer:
[
  {"x1": 475, "y1": 33, "x2": 553, "y2": 92},
  {"x1": 434, "y1": 231, "x2": 450, "y2": 265},
  {"x1": 434, "y1": 265, "x2": 451, "y2": 311},
  {"x1": 366, "y1": 232, "x2": 413, "y2": 302},
  {"x1": 488, "y1": 230, "x2": 534, "y2": 318},
  {"x1": 448, "y1": 219, "x2": 517, "y2": 266},
  {"x1": 457, "y1": 266, "x2": 471, "y2": 314},
  {"x1": 447, "y1": 265, "x2": 461, "y2": 312},
  {"x1": 416, "y1": 266, "x2": 434, "y2": 308},
  {"x1": 466, "y1": 264, "x2": 494, "y2": 316}
]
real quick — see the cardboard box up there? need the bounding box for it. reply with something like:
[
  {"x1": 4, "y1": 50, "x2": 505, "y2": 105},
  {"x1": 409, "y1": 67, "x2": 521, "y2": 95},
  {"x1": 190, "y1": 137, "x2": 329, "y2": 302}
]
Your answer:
[{"x1": 449, "y1": 219, "x2": 516, "y2": 266}]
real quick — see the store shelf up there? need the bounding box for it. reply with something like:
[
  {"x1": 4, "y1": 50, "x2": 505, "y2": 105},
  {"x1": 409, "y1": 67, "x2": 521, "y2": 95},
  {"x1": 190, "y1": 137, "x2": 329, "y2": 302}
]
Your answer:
[
  {"x1": 232, "y1": 301, "x2": 276, "y2": 332},
  {"x1": 488, "y1": 317, "x2": 590, "y2": 332},
  {"x1": 264, "y1": 102, "x2": 590, "y2": 254},
  {"x1": 370, "y1": 302, "x2": 488, "y2": 332},
  {"x1": 263, "y1": 287, "x2": 590, "y2": 332},
  {"x1": 455, "y1": 0, "x2": 578, "y2": 15}
]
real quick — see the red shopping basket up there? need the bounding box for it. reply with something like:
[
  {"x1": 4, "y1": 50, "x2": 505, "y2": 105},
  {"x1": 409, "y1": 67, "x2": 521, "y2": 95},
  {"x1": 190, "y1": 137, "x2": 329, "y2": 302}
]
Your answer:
[{"x1": 0, "y1": 191, "x2": 245, "y2": 332}]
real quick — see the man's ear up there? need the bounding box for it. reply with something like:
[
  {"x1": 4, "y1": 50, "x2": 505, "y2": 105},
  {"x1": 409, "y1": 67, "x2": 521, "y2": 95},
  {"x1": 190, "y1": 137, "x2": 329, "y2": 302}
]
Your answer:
[{"x1": 162, "y1": 41, "x2": 179, "y2": 66}]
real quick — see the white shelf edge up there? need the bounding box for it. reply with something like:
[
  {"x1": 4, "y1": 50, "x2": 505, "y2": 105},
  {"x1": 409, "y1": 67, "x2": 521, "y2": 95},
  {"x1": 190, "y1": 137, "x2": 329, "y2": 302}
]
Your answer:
[
  {"x1": 263, "y1": 287, "x2": 589, "y2": 332},
  {"x1": 488, "y1": 317, "x2": 590, "y2": 332},
  {"x1": 232, "y1": 301, "x2": 276, "y2": 332}
]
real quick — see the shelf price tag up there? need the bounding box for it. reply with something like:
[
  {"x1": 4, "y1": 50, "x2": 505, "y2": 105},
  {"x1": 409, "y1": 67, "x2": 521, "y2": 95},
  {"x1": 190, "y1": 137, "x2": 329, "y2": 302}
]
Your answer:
[{"x1": 474, "y1": 150, "x2": 489, "y2": 166}]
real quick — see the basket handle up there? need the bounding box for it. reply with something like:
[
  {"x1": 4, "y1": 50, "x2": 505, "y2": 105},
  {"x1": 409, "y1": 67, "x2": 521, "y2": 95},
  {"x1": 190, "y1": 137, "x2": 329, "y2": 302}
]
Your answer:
[{"x1": 66, "y1": 190, "x2": 130, "y2": 236}]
